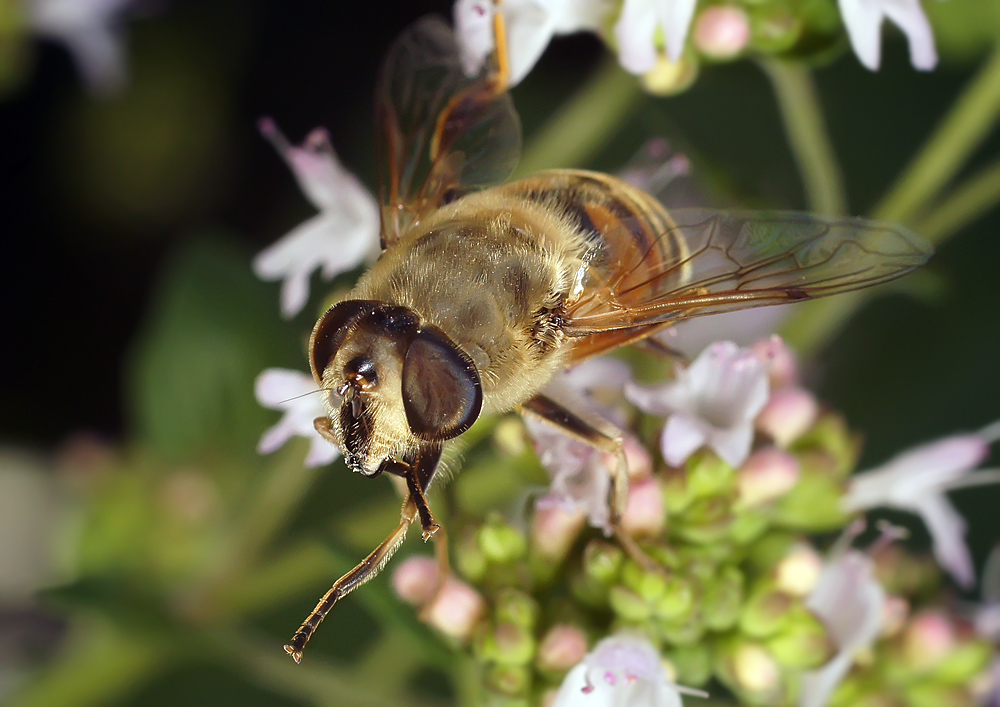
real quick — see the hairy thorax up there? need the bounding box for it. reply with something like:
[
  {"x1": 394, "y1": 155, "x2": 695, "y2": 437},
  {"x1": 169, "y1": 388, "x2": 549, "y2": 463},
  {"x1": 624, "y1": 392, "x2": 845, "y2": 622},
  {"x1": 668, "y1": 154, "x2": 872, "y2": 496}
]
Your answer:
[{"x1": 349, "y1": 190, "x2": 587, "y2": 414}]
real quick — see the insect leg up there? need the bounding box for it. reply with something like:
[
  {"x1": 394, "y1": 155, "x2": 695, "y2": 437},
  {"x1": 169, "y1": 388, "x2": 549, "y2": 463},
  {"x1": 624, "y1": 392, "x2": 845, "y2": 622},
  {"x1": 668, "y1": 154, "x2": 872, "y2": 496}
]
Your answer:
[
  {"x1": 520, "y1": 394, "x2": 660, "y2": 572},
  {"x1": 313, "y1": 416, "x2": 337, "y2": 444},
  {"x1": 284, "y1": 499, "x2": 417, "y2": 663}
]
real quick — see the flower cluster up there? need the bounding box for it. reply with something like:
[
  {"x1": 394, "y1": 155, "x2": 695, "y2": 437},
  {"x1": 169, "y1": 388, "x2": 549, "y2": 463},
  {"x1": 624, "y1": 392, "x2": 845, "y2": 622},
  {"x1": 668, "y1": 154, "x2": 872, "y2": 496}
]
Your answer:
[
  {"x1": 358, "y1": 338, "x2": 999, "y2": 705},
  {"x1": 455, "y1": 0, "x2": 938, "y2": 95}
]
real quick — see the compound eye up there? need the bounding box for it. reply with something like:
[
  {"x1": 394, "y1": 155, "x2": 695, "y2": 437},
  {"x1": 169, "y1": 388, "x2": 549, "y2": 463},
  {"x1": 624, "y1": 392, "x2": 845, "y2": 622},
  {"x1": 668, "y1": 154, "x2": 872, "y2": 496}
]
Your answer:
[
  {"x1": 309, "y1": 300, "x2": 379, "y2": 383},
  {"x1": 401, "y1": 327, "x2": 482, "y2": 441}
]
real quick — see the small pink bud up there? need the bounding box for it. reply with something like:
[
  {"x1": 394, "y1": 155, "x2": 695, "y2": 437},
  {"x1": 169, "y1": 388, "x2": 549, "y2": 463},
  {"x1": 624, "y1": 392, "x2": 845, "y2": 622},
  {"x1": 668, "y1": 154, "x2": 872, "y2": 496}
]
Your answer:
[
  {"x1": 733, "y1": 644, "x2": 780, "y2": 692},
  {"x1": 532, "y1": 505, "x2": 586, "y2": 561},
  {"x1": 752, "y1": 335, "x2": 799, "y2": 390},
  {"x1": 774, "y1": 543, "x2": 822, "y2": 596},
  {"x1": 537, "y1": 624, "x2": 589, "y2": 672},
  {"x1": 693, "y1": 6, "x2": 751, "y2": 59},
  {"x1": 738, "y1": 448, "x2": 801, "y2": 507},
  {"x1": 392, "y1": 556, "x2": 439, "y2": 606},
  {"x1": 903, "y1": 610, "x2": 956, "y2": 669},
  {"x1": 756, "y1": 387, "x2": 818, "y2": 447},
  {"x1": 624, "y1": 435, "x2": 654, "y2": 480},
  {"x1": 424, "y1": 576, "x2": 485, "y2": 641},
  {"x1": 881, "y1": 596, "x2": 910, "y2": 638},
  {"x1": 620, "y1": 476, "x2": 665, "y2": 538}
]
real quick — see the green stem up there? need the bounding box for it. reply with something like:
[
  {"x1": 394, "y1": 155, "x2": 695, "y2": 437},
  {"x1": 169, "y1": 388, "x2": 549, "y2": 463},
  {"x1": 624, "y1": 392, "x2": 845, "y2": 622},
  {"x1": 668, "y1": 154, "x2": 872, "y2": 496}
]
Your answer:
[
  {"x1": 760, "y1": 59, "x2": 847, "y2": 216},
  {"x1": 918, "y1": 157, "x2": 1000, "y2": 242},
  {"x1": 515, "y1": 59, "x2": 644, "y2": 176},
  {"x1": 875, "y1": 44, "x2": 1000, "y2": 223}
]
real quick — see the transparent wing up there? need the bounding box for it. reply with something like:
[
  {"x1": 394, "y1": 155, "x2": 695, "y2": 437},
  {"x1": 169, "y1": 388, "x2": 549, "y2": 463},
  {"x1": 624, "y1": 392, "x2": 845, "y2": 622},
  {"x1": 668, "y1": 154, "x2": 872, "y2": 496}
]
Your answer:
[
  {"x1": 376, "y1": 16, "x2": 521, "y2": 247},
  {"x1": 564, "y1": 209, "x2": 933, "y2": 335}
]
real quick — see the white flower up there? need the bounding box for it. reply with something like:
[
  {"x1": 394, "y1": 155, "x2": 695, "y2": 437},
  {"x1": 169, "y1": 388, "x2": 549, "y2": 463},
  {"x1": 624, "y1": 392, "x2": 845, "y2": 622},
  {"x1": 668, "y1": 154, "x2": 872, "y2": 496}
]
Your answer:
[
  {"x1": 255, "y1": 119, "x2": 380, "y2": 318},
  {"x1": 27, "y1": 0, "x2": 135, "y2": 94},
  {"x1": 615, "y1": 0, "x2": 698, "y2": 71},
  {"x1": 837, "y1": 0, "x2": 937, "y2": 71},
  {"x1": 254, "y1": 368, "x2": 338, "y2": 468},
  {"x1": 551, "y1": 634, "x2": 704, "y2": 707},
  {"x1": 527, "y1": 358, "x2": 633, "y2": 533},
  {"x1": 842, "y1": 422, "x2": 1000, "y2": 588},
  {"x1": 528, "y1": 417, "x2": 615, "y2": 534},
  {"x1": 801, "y1": 549, "x2": 886, "y2": 707},
  {"x1": 454, "y1": 0, "x2": 610, "y2": 86},
  {"x1": 626, "y1": 341, "x2": 769, "y2": 468}
]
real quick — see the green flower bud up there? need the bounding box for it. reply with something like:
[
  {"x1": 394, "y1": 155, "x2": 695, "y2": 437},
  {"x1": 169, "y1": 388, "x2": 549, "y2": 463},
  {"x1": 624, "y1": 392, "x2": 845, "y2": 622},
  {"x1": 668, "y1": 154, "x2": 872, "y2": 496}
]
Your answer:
[
  {"x1": 666, "y1": 643, "x2": 712, "y2": 687},
  {"x1": 480, "y1": 621, "x2": 536, "y2": 666},
  {"x1": 621, "y1": 560, "x2": 668, "y2": 602},
  {"x1": 674, "y1": 497, "x2": 736, "y2": 544},
  {"x1": 478, "y1": 517, "x2": 527, "y2": 564},
  {"x1": 609, "y1": 585, "x2": 653, "y2": 621},
  {"x1": 748, "y1": 3, "x2": 803, "y2": 54},
  {"x1": 686, "y1": 450, "x2": 737, "y2": 498},
  {"x1": 583, "y1": 541, "x2": 624, "y2": 586},
  {"x1": 740, "y1": 582, "x2": 793, "y2": 638},
  {"x1": 925, "y1": 638, "x2": 992, "y2": 686},
  {"x1": 486, "y1": 663, "x2": 532, "y2": 697},
  {"x1": 765, "y1": 607, "x2": 833, "y2": 670},
  {"x1": 772, "y1": 456, "x2": 849, "y2": 531},
  {"x1": 654, "y1": 576, "x2": 696, "y2": 622},
  {"x1": 728, "y1": 510, "x2": 771, "y2": 546},
  {"x1": 495, "y1": 589, "x2": 538, "y2": 629},
  {"x1": 713, "y1": 636, "x2": 784, "y2": 705},
  {"x1": 702, "y1": 565, "x2": 745, "y2": 631},
  {"x1": 791, "y1": 412, "x2": 858, "y2": 479},
  {"x1": 657, "y1": 611, "x2": 705, "y2": 646},
  {"x1": 662, "y1": 467, "x2": 695, "y2": 515},
  {"x1": 746, "y1": 531, "x2": 798, "y2": 573},
  {"x1": 455, "y1": 529, "x2": 488, "y2": 582}
]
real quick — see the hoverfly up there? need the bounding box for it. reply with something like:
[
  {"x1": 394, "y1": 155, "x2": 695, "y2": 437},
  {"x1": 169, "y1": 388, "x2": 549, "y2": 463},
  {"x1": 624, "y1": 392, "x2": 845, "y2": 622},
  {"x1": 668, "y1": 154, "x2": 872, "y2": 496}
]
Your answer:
[{"x1": 282, "y1": 11, "x2": 931, "y2": 662}]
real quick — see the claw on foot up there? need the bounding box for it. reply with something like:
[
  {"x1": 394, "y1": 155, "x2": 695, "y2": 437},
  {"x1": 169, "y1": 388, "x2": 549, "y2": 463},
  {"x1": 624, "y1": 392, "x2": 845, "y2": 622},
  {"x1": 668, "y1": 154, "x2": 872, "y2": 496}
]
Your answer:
[
  {"x1": 284, "y1": 644, "x2": 303, "y2": 664},
  {"x1": 422, "y1": 523, "x2": 441, "y2": 541}
]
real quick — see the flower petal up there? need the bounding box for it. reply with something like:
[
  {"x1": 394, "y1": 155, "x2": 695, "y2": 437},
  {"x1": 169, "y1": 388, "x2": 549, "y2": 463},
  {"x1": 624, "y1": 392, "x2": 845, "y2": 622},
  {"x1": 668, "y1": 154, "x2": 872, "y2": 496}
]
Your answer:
[
  {"x1": 662, "y1": 413, "x2": 707, "y2": 467},
  {"x1": 708, "y1": 421, "x2": 754, "y2": 468},
  {"x1": 838, "y1": 0, "x2": 886, "y2": 70},
  {"x1": 914, "y1": 494, "x2": 974, "y2": 588},
  {"x1": 881, "y1": 0, "x2": 937, "y2": 70},
  {"x1": 615, "y1": 0, "x2": 659, "y2": 74},
  {"x1": 656, "y1": 0, "x2": 698, "y2": 62}
]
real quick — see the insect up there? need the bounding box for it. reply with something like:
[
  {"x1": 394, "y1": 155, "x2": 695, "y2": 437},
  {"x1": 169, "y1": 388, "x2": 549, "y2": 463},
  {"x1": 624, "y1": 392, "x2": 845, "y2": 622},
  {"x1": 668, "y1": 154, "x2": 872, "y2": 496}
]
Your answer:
[{"x1": 282, "y1": 11, "x2": 931, "y2": 662}]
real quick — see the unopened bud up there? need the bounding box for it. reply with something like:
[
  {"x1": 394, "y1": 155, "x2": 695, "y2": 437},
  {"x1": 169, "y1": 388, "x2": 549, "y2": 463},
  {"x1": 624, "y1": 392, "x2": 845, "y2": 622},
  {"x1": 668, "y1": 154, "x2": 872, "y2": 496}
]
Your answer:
[
  {"x1": 687, "y1": 451, "x2": 736, "y2": 498},
  {"x1": 657, "y1": 612, "x2": 705, "y2": 646},
  {"x1": 621, "y1": 477, "x2": 666, "y2": 538},
  {"x1": 765, "y1": 606, "x2": 833, "y2": 669},
  {"x1": 738, "y1": 644, "x2": 781, "y2": 692},
  {"x1": 738, "y1": 448, "x2": 800, "y2": 507},
  {"x1": 693, "y1": 5, "x2": 751, "y2": 59},
  {"x1": 392, "y1": 556, "x2": 439, "y2": 605},
  {"x1": 756, "y1": 387, "x2": 818, "y2": 447},
  {"x1": 655, "y1": 576, "x2": 697, "y2": 621},
  {"x1": 740, "y1": 583, "x2": 793, "y2": 638},
  {"x1": 703, "y1": 565, "x2": 744, "y2": 631},
  {"x1": 774, "y1": 544, "x2": 822, "y2": 597},
  {"x1": 881, "y1": 596, "x2": 910, "y2": 638},
  {"x1": 531, "y1": 504, "x2": 586, "y2": 563},
  {"x1": 495, "y1": 589, "x2": 538, "y2": 629},
  {"x1": 610, "y1": 585, "x2": 653, "y2": 621},
  {"x1": 424, "y1": 576, "x2": 485, "y2": 641},
  {"x1": 488, "y1": 621, "x2": 535, "y2": 665},
  {"x1": 752, "y1": 335, "x2": 799, "y2": 390},
  {"x1": 903, "y1": 610, "x2": 956, "y2": 670},
  {"x1": 536, "y1": 625, "x2": 588, "y2": 673},
  {"x1": 487, "y1": 663, "x2": 531, "y2": 696},
  {"x1": 641, "y1": 54, "x2": 699, "y2": 96},
  {"x1": 583, "y1": 541, "x2": 624, "y2": 586},
  {"x1": 666, "y1": 644, "x2": 712, "y2": 686},
  {"x1": 478, "y1": 517, "x2": 527, "y2": 564},
  {"x1": 623, "y1": 434, "x2": 653, "y2": 479}
]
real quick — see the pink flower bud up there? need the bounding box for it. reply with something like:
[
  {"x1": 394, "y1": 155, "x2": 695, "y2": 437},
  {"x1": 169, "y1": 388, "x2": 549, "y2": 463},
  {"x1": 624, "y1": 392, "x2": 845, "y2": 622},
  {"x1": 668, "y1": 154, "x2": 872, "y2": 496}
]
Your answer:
[
  {"x1": 756, "y1": 387, "x2": 818, "y2": 447},
  {"x1": 620, "y1": 476, "x2": 666, "y2": 538},
  {"x1": 881, "y1": 596, "x2": 910, "y2": 638},
  {"x1": 392, "y1": 556, "x2": 439, "y2": 606},
  {"x1": 532, "y1": 505, "x2": 586, "y2": 561},
  {"x1": 903, "y1": 610, "x2": 956, "y2": 669},
  {"x1": 424, "y1": 576, "x2": 485, "y2": 641},
  {"x1": 752, "y1": 335, "x2": 799, "y2": 390},
  {"x1": 693, "y1": 6, "x2": 751, "y2": 59},
  {"x1": 774, "y1": 543, "x2": 822, "y2": 596},
  {"x1": 738, "y1": 448, "x2": 801, "y2": 507},
  {"x1": 623, "y1": 435, "x2": 653, "y2": 480},
  {"x1": 537, "y1": 624, "x2": 589, "y2": 672}
]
